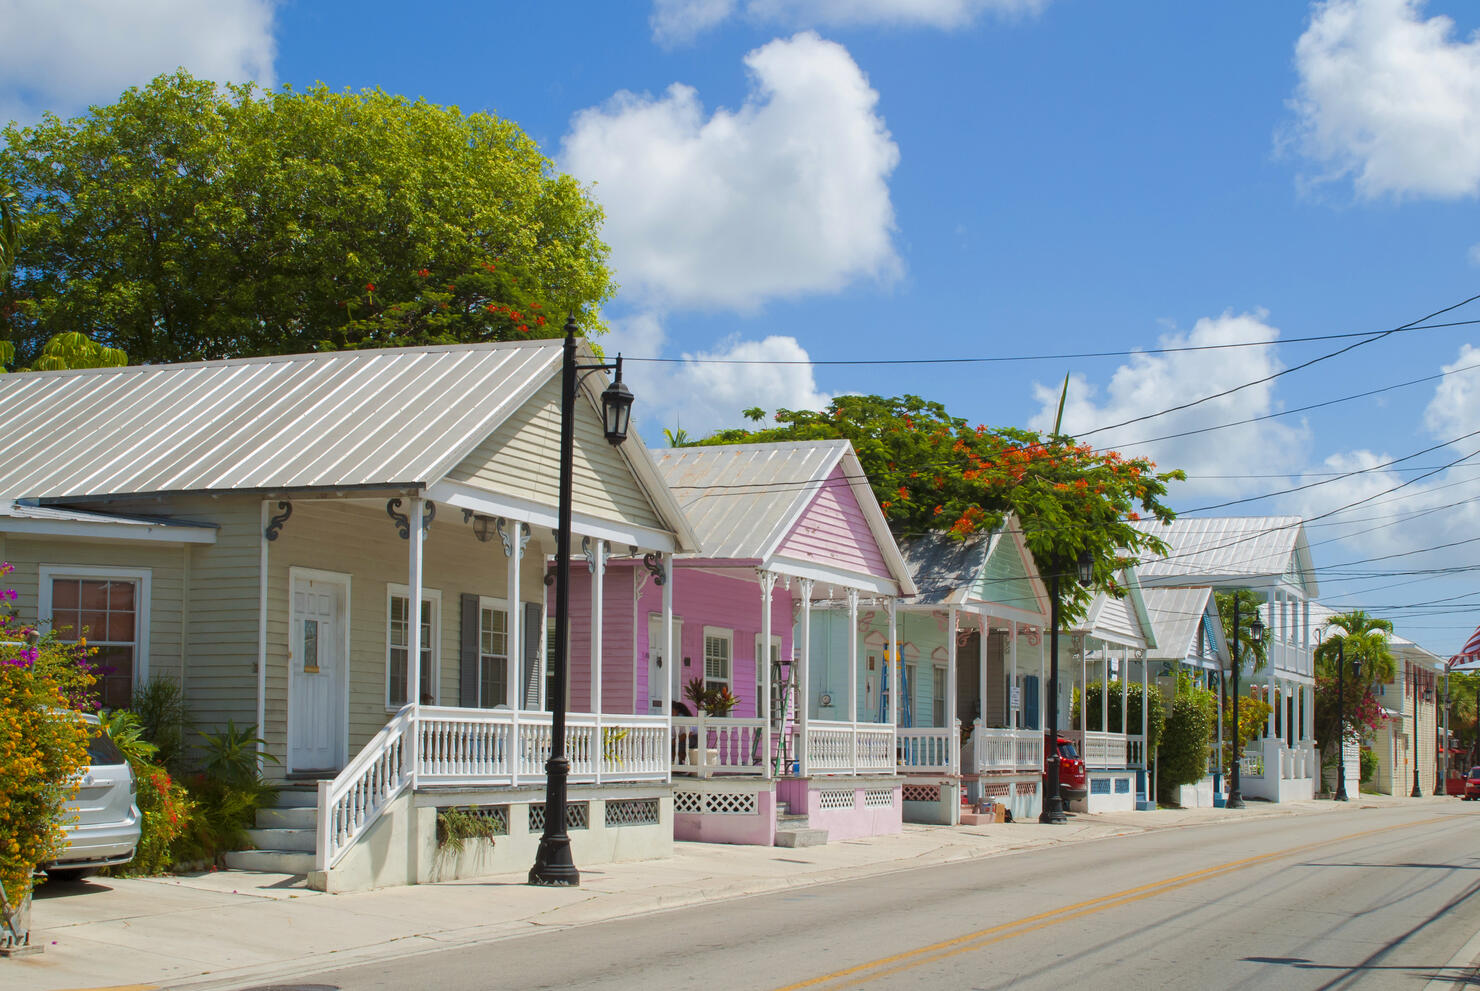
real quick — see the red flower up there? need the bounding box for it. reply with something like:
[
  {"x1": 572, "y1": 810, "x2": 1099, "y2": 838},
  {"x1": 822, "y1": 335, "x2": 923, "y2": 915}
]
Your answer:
[
  {"x1": 365, "y1": 283, "x2": 375, "y2": 292},
  {"x1": 417, "y1": 268, "x2": 430, "y2": 278}
]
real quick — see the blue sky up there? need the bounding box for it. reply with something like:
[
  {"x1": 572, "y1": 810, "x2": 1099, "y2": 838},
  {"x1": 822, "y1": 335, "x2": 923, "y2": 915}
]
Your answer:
[{"x1": 5, "y1": 0, "x2": 1480, "y2": 652}]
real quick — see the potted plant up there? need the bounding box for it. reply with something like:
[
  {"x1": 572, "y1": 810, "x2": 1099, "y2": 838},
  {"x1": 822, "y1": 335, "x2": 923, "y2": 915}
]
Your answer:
[{"x1": 682, "y1": 678, "x2": 740, "y2": 767}]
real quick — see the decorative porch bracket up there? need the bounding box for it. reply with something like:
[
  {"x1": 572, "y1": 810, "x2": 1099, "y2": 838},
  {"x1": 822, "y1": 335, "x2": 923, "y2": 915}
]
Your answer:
[
  {"x1": 387, "y1": 498, "x2": 436, "y2": 539},
  {"x1": 264, "y1": 500, "x2": 293, "y2": 541}
]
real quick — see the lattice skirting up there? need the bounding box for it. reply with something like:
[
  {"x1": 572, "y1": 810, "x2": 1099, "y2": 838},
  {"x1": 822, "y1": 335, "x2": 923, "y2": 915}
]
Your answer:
[
  {"x1": 817, "y1": 789, "x2": 856, "y2": 810},
  {"x1": 674, "y1": 790, "x2": 759, "y2": 815},
  {"x1": 902, "y1": 784, "x2": 941, "y2": 803},
  {"x1": 529, "y1": 801, "x2": 590, "y2": 831},
  {"x1": 438, "y1": 804, "x2": 510, "y2": 836},
  {"x1": 981, "y1": 781, "x2": 1012, "y2": 798},
  {"x1": 606, "y1": 798, "x2": 661, "y2": 827},
  {"x1": 1015, "y1": 782, "x2": 1038, "y2": 797},
  {"x1": 863, "y1": 787, "x2": 895, "y2": 807}
]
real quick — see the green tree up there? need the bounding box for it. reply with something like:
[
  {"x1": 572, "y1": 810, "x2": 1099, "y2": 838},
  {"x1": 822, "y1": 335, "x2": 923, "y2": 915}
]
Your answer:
[
  {"x1": 1215, "y1": 589, "x2": 1269, "y2": 676},
  {"x1": 0, "y1": 184, "x2": 15, "y2": 294},
  {"x1": 701, "y1": 395, "x2": 1182, "y2": 618},
  {"x1": 0, "y1": 70, "x2": 613, "y2": 365},
  {"x1": 1313, "y1": 610, "x2": 1396, "y2": 762}
]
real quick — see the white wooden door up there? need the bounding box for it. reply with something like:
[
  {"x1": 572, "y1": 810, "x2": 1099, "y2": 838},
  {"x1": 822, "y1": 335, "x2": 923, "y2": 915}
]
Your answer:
[
  {"x1": 289, "y1": 575, "x2": 347, "y2": 773},
  {"x1": 647, "y1": 615, "x2": 683, "y2": 713}
]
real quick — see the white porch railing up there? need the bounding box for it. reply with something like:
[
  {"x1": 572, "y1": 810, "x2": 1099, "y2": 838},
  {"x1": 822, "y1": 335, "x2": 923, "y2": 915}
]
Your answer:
[
  {"x1": 1240, "y1": 747, "x2": 1265, "y2": 778},
  {"x1": 670, "y1": 716, "x2": 768, "y2": 777},
  {"x1": 962, "y1": 725, "x2": 1044, "y2": 774},
  {"x1": 1064, "y1": 730, "x2": 1140, "y2": 769},
  {"x1": 804, "y1": 719, "x2": 896, "y2": 774},
  {"x1": 898, "y1": 724, "x2": 958, "y2": 773},
  {"x1": 316, "y1": 705, "x2": 668, "y2": 871}
]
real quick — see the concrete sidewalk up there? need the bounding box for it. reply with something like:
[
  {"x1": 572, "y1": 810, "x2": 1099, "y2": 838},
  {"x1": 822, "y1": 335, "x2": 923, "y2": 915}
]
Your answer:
[{"x1": 6, "y1": 793, "x2": 1440, "y2": 991}]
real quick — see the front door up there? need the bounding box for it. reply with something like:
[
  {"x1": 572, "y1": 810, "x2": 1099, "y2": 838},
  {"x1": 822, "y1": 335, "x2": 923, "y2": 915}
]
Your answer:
[
  {"x1": 289, "y1": 573, "x2": 347, "y2": 773},
  {"x1": 648, "y1": 615, "x2": 683, "y2": 713}
]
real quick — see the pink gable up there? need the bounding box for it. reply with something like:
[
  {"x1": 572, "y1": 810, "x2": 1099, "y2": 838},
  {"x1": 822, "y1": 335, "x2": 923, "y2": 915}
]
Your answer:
[{"x1": 775, "y1": 464, "x2": 893, "y2": 580}]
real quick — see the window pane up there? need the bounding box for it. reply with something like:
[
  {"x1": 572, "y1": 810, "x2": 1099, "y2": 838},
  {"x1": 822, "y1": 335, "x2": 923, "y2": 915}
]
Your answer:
[
  {"x1": 107, "y1": 608, "x2": 135, "y2": 643},
  {"x1": 108, "y1": 581, "x2": 135, "y2": 611},
  {"x1": 80, "y1": 580, "x2": 108, "y2": 611},
  {"x1": 80, "y1": 610, "x2": 108, "y2": 639},
  {"x1": 52, "y1": 579, "x2": 79, "y2": 610},
  {"x1": 52, "y1": 608, "x2": 80, "y2": 638},
  {"x1": 95, "y1": 645, "x2": 134, "y2": 709},
  {"x1": 479, "y1": 657, "x2": 507, "y2": 708},
  {"x1": 388, "y1": 647, "x2": 408, "y2": 706}
]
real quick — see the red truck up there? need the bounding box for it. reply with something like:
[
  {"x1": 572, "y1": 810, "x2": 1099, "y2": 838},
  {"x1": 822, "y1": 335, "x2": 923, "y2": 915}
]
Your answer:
[{"x1": 1051, "y1": 737, "x2": 1087, "y2": 804}]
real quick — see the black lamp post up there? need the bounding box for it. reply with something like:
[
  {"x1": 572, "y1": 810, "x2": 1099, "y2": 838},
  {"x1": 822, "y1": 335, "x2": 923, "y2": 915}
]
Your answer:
[
  {"x1": 529, "y1": 317, "x2": 634, "y2": 887},
  {"x1": 1411, "y1": 666, "x2": 1426, "y2": 798},
  {"x1": 1227, "y1": 597, "x2": 1265, "y2": 810},
  {"x1": 1436, "y1": 681, "x2": 1449, "y2": 797},
  {"x1": 1040, "y1": 549, "x2": 1094, "y2": 825},
  {"x1": 1334, "y1": 640, "x2": 1348, "y2": 802}
]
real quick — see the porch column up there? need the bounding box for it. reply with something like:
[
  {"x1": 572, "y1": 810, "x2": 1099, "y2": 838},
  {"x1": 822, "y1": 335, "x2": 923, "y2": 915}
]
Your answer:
[
  {"x1": 662, "y1": 553, "x2": 674, "y2": 781},
  {"x1": 1010, "y1": 622, "x2": 1018, "y2": 730},
  {"x1": 946, "y1": 607, "x2": 959, "y2": 740},
  {"x1": 506, "y1": 521, "x2": 522, "y2": 711},
  {"x1": 847, "y1": 588, "x2": 859, "y2": 726},
  {"x1": 978, "y1": 618, "x2": 988, "y2": 728},
  {"x1": 1140, "y1": 651, "x2": 1148, "y2": 767},
  {"x1": 1101, "y1": 645, "x2": 1109, "y2": 736},
  {"x1": 886, "y1": 599, "x2": 899, "y2": 729},
  {"x1": 1120, "y1": 645, "x2": 1128, "y2": 735},
  {"x1": 1080, "y1": 636, "x2": 1088, "y2": 736},
  {"x1": 592, "y1": 540, "x2": 606, "y2": 789},
  {"x1": 1036, "y1": 628, "x2": 1046, "y2": 732},
  {"x1": 759, "y1": 569, "x2": 775, "y2": 775},
  {"x1": 1265, "y1": 591, "x2": 1276, "y2": 739},
  {"x1": 798, "y1": 578, "x2": 814, "y2": 776},
  {"x1": 407, "y1": 494, "x2": 425, "y2": 706}
]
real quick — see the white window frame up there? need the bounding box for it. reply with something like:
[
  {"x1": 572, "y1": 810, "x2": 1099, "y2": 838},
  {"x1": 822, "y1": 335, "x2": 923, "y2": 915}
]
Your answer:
[
  {"x1": 933, "y1": 663, "x2": 947, "y2": 728},
  {"x1": 40, "y1": 565, "x2": 152, "y2": 698},
  {"x1": 477, "y1": 595, "x2": 511, "y2": 709},
  {"x1": 385, "y1": 584, "x2": 441, "y2": 710},
  {"x1": 702, "y1": 626, "x2": 733, "y2": 692}
]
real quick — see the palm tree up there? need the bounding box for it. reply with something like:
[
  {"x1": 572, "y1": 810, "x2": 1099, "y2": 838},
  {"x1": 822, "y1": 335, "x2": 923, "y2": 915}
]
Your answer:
[
  {"x1": 1216, "y1": 589, "x2": 1269, "y2": 674},
  {"x1": 1313, "y1": 609, "x2": 1396, "y2": 765}
]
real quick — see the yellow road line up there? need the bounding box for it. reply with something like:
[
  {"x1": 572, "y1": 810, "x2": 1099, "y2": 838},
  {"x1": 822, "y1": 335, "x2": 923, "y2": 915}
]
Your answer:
[{"x1": 773, "y1": 815, "x2": 1449, "y2": 991}]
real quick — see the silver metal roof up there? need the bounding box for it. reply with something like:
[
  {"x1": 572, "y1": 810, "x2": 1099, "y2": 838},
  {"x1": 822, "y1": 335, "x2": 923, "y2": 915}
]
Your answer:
[
  {"x1": 898, "y1": 531, "x2": 990, "y2": 605},
  {"x1": 0, "y1": 500, "x2": 216, "y2": 541},
  {"x1": 1133, "y1": 516, "x2": 1317, "y2": 595},
  {"x1": 1143, "y1": 587, "x2": 1220, "y2": 663},
  {"x1": 0, "y1": 341, "x2": 563, "y2": 499}
]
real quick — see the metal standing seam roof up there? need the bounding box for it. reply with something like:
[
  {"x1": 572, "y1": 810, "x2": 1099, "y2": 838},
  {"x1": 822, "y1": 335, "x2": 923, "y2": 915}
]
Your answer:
[
  {"x1": 0, "y1": 499, "x2": 217, "y2": 538},
  {"x1": 1143, "y1": 587, "x2": 1221, "y2": 663},
  {"x1": 0, "y1": 341, "x2": 569, "y2": 499},
  {"x1": 651, "y1": 440, "x2": 914, "y2": 593},
  {"x1": 897, "y1": 531, "x2": 991, "y2": 606},
  {"x1": 1132, "y1": 516, "x2": 1317, "y2": 595}
]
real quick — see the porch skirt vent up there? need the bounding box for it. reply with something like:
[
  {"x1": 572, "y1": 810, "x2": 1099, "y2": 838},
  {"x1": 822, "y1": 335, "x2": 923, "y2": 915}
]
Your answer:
[
  {"x1": 439, "y1": 805, "x2": 509, "y2": 836},
  {"x1": 982, "y1": 781, "x2": 1012, "y2": 799},
  {"x1": 529, "y1": 801, "x2": 590, "y2": 831},
  {"x1": 674, "y1": 790, "x2": 758, "y2": 815},
  {"x1": 606, "y1": 798, "x2": 661, "y2": 827},
  {"x1": 902, "y1": 784, "x2": 941, "y2": 803},
  {"x1": 1015, "y1": 781, "x2": 1038, "y2": 797},
  {"x1": 817, "y1": 790, "x2": 855, "y2": 811},
  {"x1": 863, "y1": 788, "x2": 894, "y2": 808}
]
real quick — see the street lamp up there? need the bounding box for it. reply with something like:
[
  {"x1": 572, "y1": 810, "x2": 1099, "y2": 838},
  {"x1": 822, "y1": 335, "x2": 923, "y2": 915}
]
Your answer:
[
  {"x1": 1227, "y1": 597, "x2": 1265, "y2": 810},
  {"x1": 1334, "y1": 645, "x2": 1362, "y2": 802},
  {"x1": 1040, "y1": 549, "x2": 1095, "y2": 825},
  {"x1": 1411, "y1": 667, "x2": 1428, "y2": 799},
  {"x1": 529, "y1": 317, "x2": 634, "y2": 887}
]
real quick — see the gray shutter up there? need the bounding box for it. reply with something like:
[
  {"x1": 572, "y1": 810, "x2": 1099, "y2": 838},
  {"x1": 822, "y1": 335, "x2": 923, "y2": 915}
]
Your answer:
[
  {"x1": 522, "y1": 601, "x2": 542, "y2": 709},
  {"x1": 460, "y1": 594, "x2": 479, "y2": 707}
]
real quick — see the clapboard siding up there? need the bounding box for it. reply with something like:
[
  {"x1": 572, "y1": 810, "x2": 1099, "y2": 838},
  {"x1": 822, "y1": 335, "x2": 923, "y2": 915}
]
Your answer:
[
  {"x1": 264, "y1": 498, "x2": 549, "y2": 771},
  {"x1": 775, "y1": 466, "x2": 891, "y2": 580},
  {"x1": 1089, "y1": 596, "x2": 1144, "y2": 646},
  {"x1": 1, "y1": 534, "x2": 187, "y2": 685},
  {"x1": 448, "y1": 376, "x2": 666, "y2": 534},
  {"x1": 975, "y1": 536, "x2": 1041, "y2": 617}
]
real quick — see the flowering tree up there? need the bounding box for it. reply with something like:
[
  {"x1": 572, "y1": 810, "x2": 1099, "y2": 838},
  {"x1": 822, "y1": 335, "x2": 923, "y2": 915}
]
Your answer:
[
  {"x1": 701, "y1": 394, "x2": 1182, "y2": 617},
  {"x1": 1313, "y1": 610, "x2": 1396, "y2": 763}
]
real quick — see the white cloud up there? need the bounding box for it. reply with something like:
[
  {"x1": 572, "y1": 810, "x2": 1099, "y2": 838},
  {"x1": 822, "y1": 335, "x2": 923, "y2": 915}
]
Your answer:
[
  {"x1": 651, "y1": 0, "x2": 1048, "y2": 46},
  {"x1": 1028, "y1": 310, "x2": 1311, "y2": 498},
  {"x1": 608, "y1": 312, "x2": 831, "y2": 439},
  {"x1": 1423, "y1": 343, "x2": 1480, "y2": 444},
  {"x1": 0, "y1": 0, "x2": 277, "y2": 125},
  {"x1": 562, "y1": 32, "x2": 900, "y2": 311},
  {"x1": 1288, "y1": 0, "x2": 1480, "y2": 199}
]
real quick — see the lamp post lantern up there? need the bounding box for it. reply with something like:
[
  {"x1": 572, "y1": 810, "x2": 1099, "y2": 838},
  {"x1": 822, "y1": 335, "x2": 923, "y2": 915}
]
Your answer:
[
  {"x1": 1227, "y1": 597, "x2": 1264, "y2": 810},
  {"x1": 1040, "y1": 549, "x2": 1094, "y2": 825},
  {"x1": 529, "y1": 317, "x2": 634, "y2": 887}
]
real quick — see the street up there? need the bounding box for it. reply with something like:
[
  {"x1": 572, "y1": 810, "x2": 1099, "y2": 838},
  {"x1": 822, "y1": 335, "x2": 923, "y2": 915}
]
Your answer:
[{"x1": 284, "y1": 804, "x2": 1480, "y2": 991}]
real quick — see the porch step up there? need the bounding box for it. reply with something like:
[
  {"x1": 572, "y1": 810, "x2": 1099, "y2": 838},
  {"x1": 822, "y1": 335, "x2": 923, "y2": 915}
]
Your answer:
[
  {"x1": 256, "y1": 805, "x2": 316, "y2": 830},
  {"x1": 221, "y1": 849, "x2": 315, "y2": 874},
  {"x1": 775, "y1": 828, "x2": 829, "y2": 848},
  {"x1": 244, "y1": 827, "x2": 315, "y2": 853},
  {"x1": 271, "y1": 786, "x2": 320, "y2": 808}
]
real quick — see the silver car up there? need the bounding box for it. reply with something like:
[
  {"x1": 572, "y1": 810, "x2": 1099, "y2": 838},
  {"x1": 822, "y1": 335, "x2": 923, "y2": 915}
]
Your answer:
[{"x1": 44, "y1": 715, "x2": 140, "y2": 881}]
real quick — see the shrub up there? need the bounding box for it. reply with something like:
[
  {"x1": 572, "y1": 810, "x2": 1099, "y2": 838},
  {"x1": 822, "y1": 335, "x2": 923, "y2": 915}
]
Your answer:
[
  {"x1": 1073, "y1": 679, "x2": 1166, "y2": 755},
  {"x1": 0, "y1": 564, "x2": 94, "y2": 908},
  {"x1": 172, "y1": 773, "x2": 277, "y2": 864},
  {"x1": 1360, "y1": 747, "x2": 1379, "y2": 783},
  {"x1": 1222, "y1": 695, "x2": 1274, "y2": 772},
  {"x1": 1158, "y1": 685, "x2": 1216, "y2": 802},
  {"x1": 95, "y1": 710, "x2": 190, "y2": 877},
  {"x1": 129, "y1": 676, "x2": 190, "y2": 773}
]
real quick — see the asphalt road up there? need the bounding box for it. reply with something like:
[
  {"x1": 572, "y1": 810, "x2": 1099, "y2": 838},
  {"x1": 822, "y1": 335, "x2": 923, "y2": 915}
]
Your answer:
[{"x1": 285, "y1": 804, "x2": 1480, "y2": 990}]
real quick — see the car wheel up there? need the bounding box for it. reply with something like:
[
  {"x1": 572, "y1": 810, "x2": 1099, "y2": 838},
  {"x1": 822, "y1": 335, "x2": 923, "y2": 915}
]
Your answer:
[{"x1": 45, "y1": 868, "x2": 96, "y2": 883}]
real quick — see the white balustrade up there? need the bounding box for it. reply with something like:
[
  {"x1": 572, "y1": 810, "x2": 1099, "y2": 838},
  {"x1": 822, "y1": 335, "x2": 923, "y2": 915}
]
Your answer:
[
  {"x1": 961, "y1": 727, "x2": 1044, "y2": 773},
  {"x1": 898, "y1": 727, "x2": 954, "y2": 772},
  {"x1": 1240, "y1": 747, "x2": 1265, "y2": 777},
  {"x1": 316, "y1": 704, "x2": 415, "y2": 871},
  {"x1": 805, "y1": 719, "x2": 896, "y2": 774},
  {"x1": 671, "y1": 716, "x2": 768, "y2": 777}
]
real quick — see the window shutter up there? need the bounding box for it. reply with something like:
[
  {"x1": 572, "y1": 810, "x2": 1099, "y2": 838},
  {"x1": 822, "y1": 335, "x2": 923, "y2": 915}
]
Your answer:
[
  {"x1": 522, "y1": 601, "x2": 542, "y2": 709},
  {"x1": 460, "y1": 593, "x2": 479, "y2": 707}
]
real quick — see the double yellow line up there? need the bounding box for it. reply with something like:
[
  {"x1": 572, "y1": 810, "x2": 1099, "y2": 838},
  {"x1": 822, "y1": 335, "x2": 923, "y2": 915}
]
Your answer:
[{"x1": 774, "y1": 815, "x2": 1446, "y2": 990}]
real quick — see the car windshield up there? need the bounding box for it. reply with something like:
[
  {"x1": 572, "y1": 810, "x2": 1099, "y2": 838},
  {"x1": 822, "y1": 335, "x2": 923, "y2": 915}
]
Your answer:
[
  {"x1": 1058, "y1": 742, "x2": 1080, "y2": 759},
  {"x1": 86, "y1": 729, "x2": 126, "y2": 766},
  {"x1": 1469, "y1": 767, "x2": 1480, "y2": 778}
]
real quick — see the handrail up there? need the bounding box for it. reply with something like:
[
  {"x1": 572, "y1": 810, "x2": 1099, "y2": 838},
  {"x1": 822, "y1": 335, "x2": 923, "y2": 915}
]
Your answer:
[{"x1": 316, "y1": 703, "x2": 416, "y2": 872}]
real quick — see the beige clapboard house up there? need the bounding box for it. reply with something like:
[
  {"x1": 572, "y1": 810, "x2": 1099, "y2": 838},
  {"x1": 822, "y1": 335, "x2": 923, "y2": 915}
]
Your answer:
[{"x1": 0, "y1": 340, "x2": 699, "y2": 890}]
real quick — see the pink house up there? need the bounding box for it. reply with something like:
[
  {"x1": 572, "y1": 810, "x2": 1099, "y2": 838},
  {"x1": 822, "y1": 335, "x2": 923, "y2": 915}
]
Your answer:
[{"x1": 565, "y1": 440, "x2": 916, "y2": 846}]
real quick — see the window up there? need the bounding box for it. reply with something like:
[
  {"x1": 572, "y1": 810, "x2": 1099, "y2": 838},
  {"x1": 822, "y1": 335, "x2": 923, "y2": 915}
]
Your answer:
[
  {"x1": 703, "y1": 627, "x2": 732, "y2": 692},
  {"x1": 42, "y1": 568, "x2": 150, "y2": 710},
  {"x1": 933, "y1": 664, "x2": 947, "y2": 727},
  {"x1": 387, "y1": 587, "x2": 440, "y2": 708},
  {"x1": 478, "y1": 599, "x2": 509, "y2": 708}
]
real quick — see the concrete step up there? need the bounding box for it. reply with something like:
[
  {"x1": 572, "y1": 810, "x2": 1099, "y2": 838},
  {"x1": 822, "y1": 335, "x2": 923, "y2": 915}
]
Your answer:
[
  {"x1": 244, "y1": 827, "x2": 315, "y2": 853},
  {"x1": 271, "y1": 787, "x2": 320, "y2": 808},
  {"x1": 776, "y1": 813, "x2": 809, "y2": 826},
  {"x1": 256, "y1": 805, "x2": 316, "y2": 829},
  {"x1": 222, "y1": 849, "x2": 315, "y2": 874},
  {"x1": 775, "y1": 828, "x2": 828, "y2": 848}
]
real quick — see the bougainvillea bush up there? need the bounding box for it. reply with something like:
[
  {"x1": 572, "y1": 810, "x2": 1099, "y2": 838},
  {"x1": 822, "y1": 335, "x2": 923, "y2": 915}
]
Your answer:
[{"x1": 0, "y1": 563, "x2": 95, "y2": 908}]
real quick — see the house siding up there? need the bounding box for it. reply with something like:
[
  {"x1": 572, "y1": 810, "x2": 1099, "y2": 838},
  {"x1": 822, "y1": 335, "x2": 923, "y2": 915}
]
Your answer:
[
  {"x1": 447, "y1": 375, "x2": 666, "y2": 534},
  {"x1": 975, "y1": 537, "x2": 1040, "y2": 617},
  {"x1": 774, "y1": 466, "x2": 892, "y2": 581}
]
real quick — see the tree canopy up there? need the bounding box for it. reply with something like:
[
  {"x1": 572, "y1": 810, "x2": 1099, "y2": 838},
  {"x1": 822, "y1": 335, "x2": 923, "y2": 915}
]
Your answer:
[
  {"x1": 700, "y1": 395, "x2": 1182, "y2": 616},
  {"x1": 1313, "y1": 609, "x2": 1396, "y2": 756},
  {"x1": 0, "y1": 71, "x2": 613, "y2": 365}
]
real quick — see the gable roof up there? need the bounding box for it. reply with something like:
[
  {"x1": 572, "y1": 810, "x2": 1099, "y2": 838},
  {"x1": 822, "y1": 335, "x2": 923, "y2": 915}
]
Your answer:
[
  {"x1": 1143, "y1": 587, "x2": 1224, "y2": 666},
  {"x1": 897, "y1": 518, "x2": 1049, "y2": 622},
  {"x1": 0, "y1": 499, "x2": 217, "y2": 544},
  {"x1": 1077, "y1": 568, "x2": 1157, "y2": 649},
  {"x1": 652, "y1": 440, "x2": 914, "y2": 595},
  {"x1": 1133, "y1": 516, "x2": 1318, "y2": 597}
]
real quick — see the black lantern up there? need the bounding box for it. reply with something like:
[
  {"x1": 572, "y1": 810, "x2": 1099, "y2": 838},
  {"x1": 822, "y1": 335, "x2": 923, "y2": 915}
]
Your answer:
[
  {"x1": 1076, "y1": 549, "x2": 1094, "y2": 585},
  {"x1": 1250, "y1": 612, "x2": 1266, "y2": 644},
  {"x1": 601, "y1": 359, "x2": 634, "y2": 445}
]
